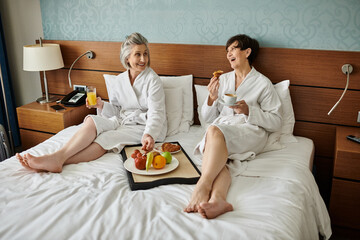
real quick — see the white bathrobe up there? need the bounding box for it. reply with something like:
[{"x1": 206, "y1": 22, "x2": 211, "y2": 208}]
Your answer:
[
  {"x1": 195, "y1": 67, "x2": 282, "y2": 161},
  {"x1": 88, "y1": 67, "x2": 167, "y2": 153}
]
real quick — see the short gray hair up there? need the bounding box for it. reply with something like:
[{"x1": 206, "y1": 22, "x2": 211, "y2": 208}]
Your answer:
[{"x1": 120, "y1": 32, "x2": 150, "y2": 69}]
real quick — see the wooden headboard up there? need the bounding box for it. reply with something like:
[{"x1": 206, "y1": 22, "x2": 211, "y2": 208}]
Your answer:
[{"x1": 41, "y1": 40, "x2": 360, "y2": 204}]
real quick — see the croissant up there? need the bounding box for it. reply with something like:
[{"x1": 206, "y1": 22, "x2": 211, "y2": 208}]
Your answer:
[
  {"x1": 213, "y1": 70, "x2": 224, "y2": 78},
  {"x1": 161, "y1": 143, "x2": 181, "y2": 152}
]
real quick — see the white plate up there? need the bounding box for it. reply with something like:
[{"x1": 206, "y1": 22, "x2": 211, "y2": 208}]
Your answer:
[
  {"x1": 124, "y1": 157, "x2": 179, "y2": 175},
  {"x1": 153, "y1": 143, "x2": 181, "y2": 154},
  {"x1": 218, "y1": 98, "x2": 238, "y2": 107}
]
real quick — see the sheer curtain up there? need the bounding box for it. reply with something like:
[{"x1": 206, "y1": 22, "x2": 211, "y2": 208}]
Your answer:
[{"x1": 0, "y1": 12, "x2": 20, "y2": 151}]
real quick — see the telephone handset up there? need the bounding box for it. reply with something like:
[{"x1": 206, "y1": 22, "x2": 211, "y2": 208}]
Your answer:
[{"x1": 61, "y1": 90, "x2": 86, "y2": 107}]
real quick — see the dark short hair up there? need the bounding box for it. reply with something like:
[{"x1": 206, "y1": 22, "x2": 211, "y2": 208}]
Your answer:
[{"x1": 225, "y1": 34, "x2": 259, "y2": 66}]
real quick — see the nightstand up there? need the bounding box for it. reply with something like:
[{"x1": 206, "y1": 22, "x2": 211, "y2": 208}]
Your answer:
[
  {"x1": 16, "y1": 102, "x2": 95, "y2": 150},
  {"x1": 329, "y1": 126, "x2": 360, "y2": 230}
]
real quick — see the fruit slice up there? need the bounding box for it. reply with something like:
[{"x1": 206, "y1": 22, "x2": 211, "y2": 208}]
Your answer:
[
  {"x1": 146, "y1": 152, "x2": 154, "y2": 171},
  {"x1": 161, "y1": 151, "x2": 172, "y2": 164}
]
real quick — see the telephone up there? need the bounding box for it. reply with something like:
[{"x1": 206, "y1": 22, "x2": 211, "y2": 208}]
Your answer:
[{"x1": 61, "y1": 90, "x2": 86, "y2": 107}]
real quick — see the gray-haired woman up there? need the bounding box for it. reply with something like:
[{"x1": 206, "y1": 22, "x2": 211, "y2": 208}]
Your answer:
[{"x1": 16, "y1": 32, "x2": 167, "y2": 173}]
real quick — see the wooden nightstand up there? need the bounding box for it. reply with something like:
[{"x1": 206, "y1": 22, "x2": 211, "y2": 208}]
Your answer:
[
  {"x1": 329, "y1": 126, "x2": 360, "y2": 230},
  {"x1": 16, "y1": 102, "x2": 95, "y2": 150}
]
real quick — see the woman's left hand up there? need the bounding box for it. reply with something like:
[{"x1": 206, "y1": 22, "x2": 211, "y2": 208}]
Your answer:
[
  {"x1": 141, "y1": 134, "x2": 155, "y2": 152},
  {"x1": 229, "y1": 100, "x2": 249, "y2": 115},
  {"x1": 86, "y1": 97, "x2": 104, "y2": 110}
]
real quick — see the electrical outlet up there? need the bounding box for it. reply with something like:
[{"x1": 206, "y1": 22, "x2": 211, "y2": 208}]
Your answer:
[
  {"x1": 73, "y1": 84, "x2": 87, "y2": 92},
  {"x1": 357, "y1": 111, "x2": 360, "y2": 124},
  {"x1": 341, "y1": 64, "x2": 353, "y2": 74}
]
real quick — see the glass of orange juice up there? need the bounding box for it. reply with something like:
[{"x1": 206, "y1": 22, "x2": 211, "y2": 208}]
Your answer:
[{"x1": 87, "y1": 86, "x2": 97, "y2": 106}]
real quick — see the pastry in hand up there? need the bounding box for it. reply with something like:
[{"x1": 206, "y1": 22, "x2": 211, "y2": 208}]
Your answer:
[
  {"x1": 213, "y1": 70, "x2": 224, "y2": 78},
  {"x1": 161, "y1": 142, "x2": 181, "y2": 152}
]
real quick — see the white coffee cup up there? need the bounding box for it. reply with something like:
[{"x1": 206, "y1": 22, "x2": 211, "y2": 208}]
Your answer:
[{"x1": 223, "y1": 93, "x2": 237, "y2": 105}]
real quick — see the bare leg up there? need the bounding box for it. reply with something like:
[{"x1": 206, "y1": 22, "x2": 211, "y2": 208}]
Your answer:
[
  {"x1": 16, "y1": 117, "x2": 98, "y2": 172},
  {"x1": 184, "y1": 125, "x2": 229, "y2": 213},
  {"x1": 198, "y1": 166, "x2": 233, "y2": 219},
  {"x1": 64, "y1": 142, "x2": 106, "y2": 165}
]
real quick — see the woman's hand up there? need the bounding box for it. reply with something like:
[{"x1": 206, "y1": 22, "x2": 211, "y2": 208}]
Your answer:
[
  {"x1": 207, "y1": 76, "x2": 220, "y2": 105},
  {"x1": 141, "y1": 134, "x2": 155, "y2": 152},
  {"x1": 230, "y1": 100, "x2": 249, "y2": 115},
  {"x1": 86, "y1": 97, "x2": 104, "y2": 109}
]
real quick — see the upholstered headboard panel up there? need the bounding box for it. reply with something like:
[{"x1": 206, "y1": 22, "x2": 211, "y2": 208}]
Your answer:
[{"x1": 40, "y1": 40, "x2": 360, "y2": 204}]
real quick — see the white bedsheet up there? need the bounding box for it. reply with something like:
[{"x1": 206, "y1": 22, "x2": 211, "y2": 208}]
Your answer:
[{"x1": 0, "y1": 125, "x2": 331, "y2": 240}]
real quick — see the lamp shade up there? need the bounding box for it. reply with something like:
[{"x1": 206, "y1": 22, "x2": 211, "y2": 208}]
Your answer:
[{"x1": 23, "y1": 43, "x2": 64, "y2": 71}]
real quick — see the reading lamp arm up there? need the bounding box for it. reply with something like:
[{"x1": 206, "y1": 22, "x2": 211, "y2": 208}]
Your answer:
[
  {"x1": 327, "y1": 64, "x2": 353, "y2": 115},
  {"x1": 68, "y1": 50, "x2": 94, "y2": 88}
]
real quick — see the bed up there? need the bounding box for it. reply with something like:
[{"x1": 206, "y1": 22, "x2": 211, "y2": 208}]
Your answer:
[
  {"x1": 0, "y1": 124, "x2": 330, "y2": 240},
  {"x1": 2, "y1": 40, "x2": 356, "y2": 240}
]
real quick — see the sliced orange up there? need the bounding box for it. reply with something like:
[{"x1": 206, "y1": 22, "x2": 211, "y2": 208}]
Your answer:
[{"x1": 152, "y1": 155, "x2": 166, "y2": 169}]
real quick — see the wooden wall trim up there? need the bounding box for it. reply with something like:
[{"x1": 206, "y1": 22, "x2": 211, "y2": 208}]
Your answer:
[
  {"x1": 291, "y1": 87, "x2": 360, "y2": 126},
  {"x1": 42, "y1": 40, "x2": 360, "y2": 89},
  {"x1": 44, "y1": 68, "x2": 360, "y2": 127},
  {"x1": 294, "y1": 122, "x2": 336, "y2": 158},
  {"x1": 41, "y1": 39, "x2": 360, "y2": 129},
  {"x1": 254, "y1": 47, "x2": 360, "y2": 90}
]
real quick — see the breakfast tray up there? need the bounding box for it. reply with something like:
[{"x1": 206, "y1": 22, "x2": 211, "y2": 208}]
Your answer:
[{"x1": 121, "y1": 142, "x2": 201, "y2": 191}]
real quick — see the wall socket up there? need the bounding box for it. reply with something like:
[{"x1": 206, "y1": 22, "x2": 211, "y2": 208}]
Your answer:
[
  {"x1": 358, "y1": 111, "x2": 360, "y2": 124},
  {"x1": 73, "y1": 84, "x2": 87, "y2": 92},
  {"x1": 341, "y1": 64, "x2": 353, "y2": 74}
]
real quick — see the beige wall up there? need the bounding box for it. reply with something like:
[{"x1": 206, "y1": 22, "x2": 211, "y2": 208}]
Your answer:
[{"x1": 1, "y1": 0, "x2": 43, "y2": 106}]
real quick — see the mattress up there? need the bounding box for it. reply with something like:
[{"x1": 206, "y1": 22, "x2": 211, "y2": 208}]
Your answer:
[{"x1": 0, "y1": 125, "x2": 331, "y2": 240}]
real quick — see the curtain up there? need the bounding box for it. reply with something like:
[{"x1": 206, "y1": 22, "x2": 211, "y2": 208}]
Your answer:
[{"x1": 0, "y1": 12, "x2": 20, "y2": 148}]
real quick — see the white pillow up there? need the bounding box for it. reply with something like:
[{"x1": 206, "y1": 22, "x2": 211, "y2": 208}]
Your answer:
[
  {"x1": 164, "y1": 88, "x2": 183, "y2": 136},
  {"x1": 274, "y1": 80, "x2": 297, "y2": 143},
  {"x1": 160, "y1": 75, "x2": 193, "y2": 132},
  {"x1": 194, "y1": 84, "x2": 209, "y2": 128},
  {"x1": 263, "y1": 80, "x2": 297, "y2": 152},
  {"x1": 103, "y1": 74, "x2": 117, "y2": 101}
]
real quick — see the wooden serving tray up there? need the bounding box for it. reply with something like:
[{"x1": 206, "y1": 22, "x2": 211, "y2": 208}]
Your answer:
[{"x1": 121, "y1": 142, "x2": 201, "y2": 191}]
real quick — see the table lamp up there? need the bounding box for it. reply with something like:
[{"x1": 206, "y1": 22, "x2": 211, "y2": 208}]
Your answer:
[{"x1": 23, "y1": 38, "x2": 64, "y2": 103}]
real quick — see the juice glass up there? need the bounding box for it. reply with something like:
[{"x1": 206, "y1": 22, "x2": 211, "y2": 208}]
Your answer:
[{"x1": 87, "y1": 86, "x2": 97, "y2": 106}]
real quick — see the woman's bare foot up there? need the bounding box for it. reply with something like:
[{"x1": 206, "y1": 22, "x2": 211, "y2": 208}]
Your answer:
[
  {"x1": 198, "y1": 199, "x2": 233, "y2": 219},
  {"x1": 16, "y1": 153, "x2": 63, "y2": 173},
  {"x1": 184, "y1": 180, "x2": 211, "y2": 213},
  {"x1": 16, "y1": 153, "x2": 37, "y2": 171}
]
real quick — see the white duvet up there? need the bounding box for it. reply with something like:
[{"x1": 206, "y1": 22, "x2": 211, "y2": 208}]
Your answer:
[{"x1": 0, "y1": 125, "x2": 331, "y2": 240}]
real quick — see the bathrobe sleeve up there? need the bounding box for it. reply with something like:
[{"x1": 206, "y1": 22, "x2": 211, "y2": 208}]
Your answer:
[
  {"x1": 246, "y1": 80, "x2": 282, "y2": 133},
  {"x1": 97, "y1": 101, "x2": 121, "y2": 118},
  {"x1": 201, "y1": 96, "x2": 219, "y2": 123}
]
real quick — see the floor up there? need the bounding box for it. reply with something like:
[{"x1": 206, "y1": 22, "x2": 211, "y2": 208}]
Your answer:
[{"x1": 330, "y1": 226, "x2": 360, "y2": 240}]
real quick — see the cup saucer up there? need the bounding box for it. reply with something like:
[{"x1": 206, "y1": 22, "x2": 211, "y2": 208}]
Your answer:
[{"x1": 218, "y1": 98, "x2": 237, "y2": 107}]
